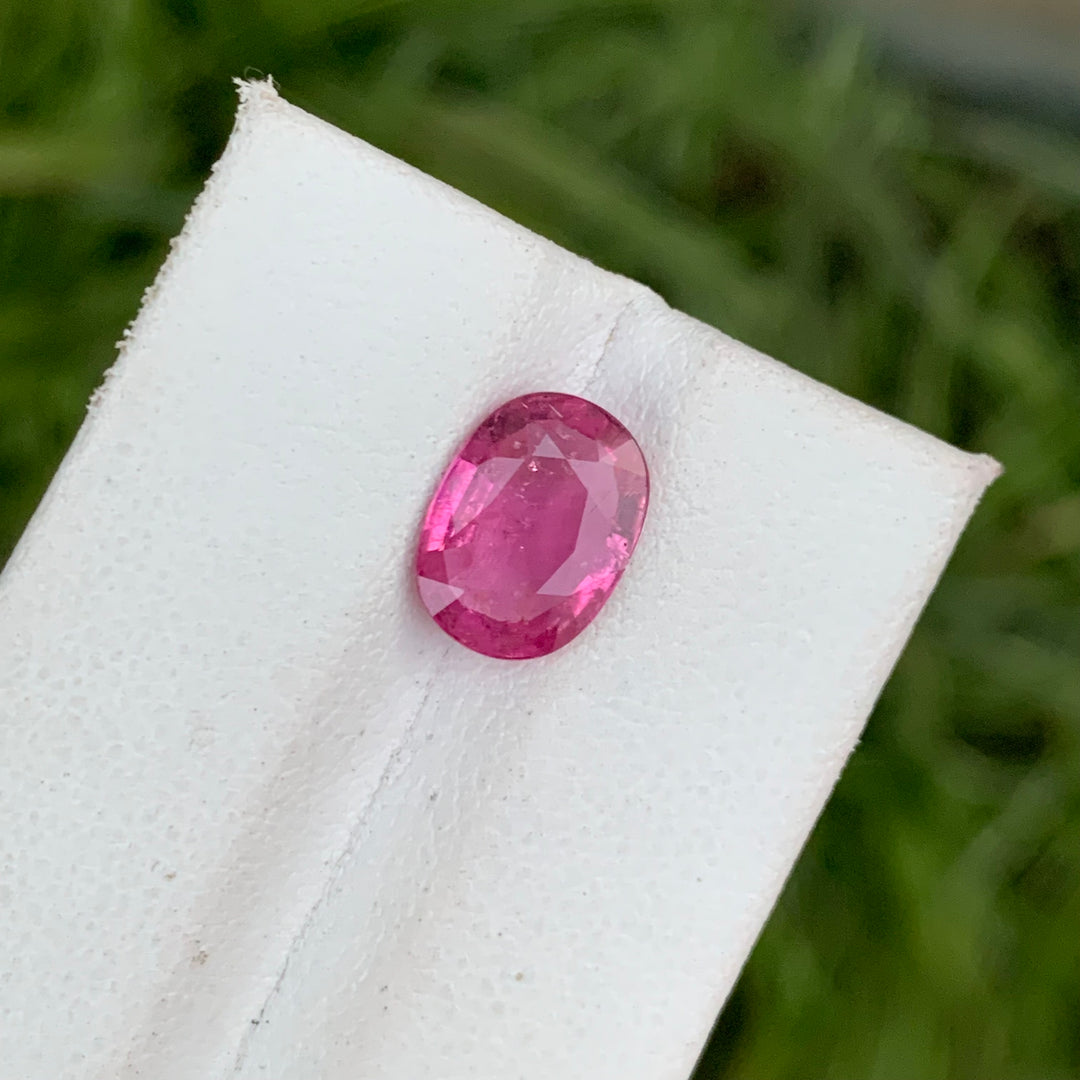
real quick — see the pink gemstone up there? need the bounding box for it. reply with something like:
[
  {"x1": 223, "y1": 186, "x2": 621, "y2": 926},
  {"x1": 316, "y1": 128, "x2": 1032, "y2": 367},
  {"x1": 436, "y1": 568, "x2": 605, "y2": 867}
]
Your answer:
[{"x1": 416, "y1": 392, "x2": 650, "y2": 659}]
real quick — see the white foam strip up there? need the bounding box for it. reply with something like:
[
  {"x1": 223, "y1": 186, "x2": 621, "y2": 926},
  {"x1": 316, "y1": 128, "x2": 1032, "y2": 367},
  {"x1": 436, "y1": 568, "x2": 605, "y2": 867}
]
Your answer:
[{"x1": 0, "y1": 80, "x2": 998, "y2": 1080}]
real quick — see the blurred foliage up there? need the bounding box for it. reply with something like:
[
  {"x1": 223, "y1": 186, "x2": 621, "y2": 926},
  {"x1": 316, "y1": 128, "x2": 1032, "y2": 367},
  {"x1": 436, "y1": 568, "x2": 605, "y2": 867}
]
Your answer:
[{"x1": 1, "y1": 0, "x2": 1078, "y2": 1077}]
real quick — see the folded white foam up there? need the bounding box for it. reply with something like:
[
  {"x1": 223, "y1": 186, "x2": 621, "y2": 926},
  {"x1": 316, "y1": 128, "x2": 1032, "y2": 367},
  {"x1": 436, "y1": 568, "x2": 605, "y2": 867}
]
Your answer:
[{"x1": 0, "y1": 80, "x2": 999, "y2": 1080}]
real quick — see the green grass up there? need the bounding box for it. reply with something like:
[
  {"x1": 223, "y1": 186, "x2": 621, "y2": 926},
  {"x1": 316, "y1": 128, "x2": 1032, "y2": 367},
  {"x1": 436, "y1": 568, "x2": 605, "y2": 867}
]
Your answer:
[{"x1": 2, "y1": 1, "x2": 1078, "y2": 1077}]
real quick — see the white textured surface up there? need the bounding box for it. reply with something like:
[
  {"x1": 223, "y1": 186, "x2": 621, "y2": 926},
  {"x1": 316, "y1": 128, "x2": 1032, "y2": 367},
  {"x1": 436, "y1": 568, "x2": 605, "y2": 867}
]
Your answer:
[{"x1": 0, "y1": 81, "x2": 998, "y2": 1080}]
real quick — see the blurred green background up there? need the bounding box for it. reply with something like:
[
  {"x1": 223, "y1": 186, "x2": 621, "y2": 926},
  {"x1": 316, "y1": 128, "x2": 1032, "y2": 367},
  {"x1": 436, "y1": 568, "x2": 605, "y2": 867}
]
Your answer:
[{"x1": 1, "y1": 1, "x2": 1078, "y2": 1077}]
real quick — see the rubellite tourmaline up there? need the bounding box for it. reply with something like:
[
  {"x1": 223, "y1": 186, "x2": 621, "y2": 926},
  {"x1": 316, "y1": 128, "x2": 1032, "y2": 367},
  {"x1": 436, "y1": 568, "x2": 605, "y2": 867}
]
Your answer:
[{"x1": 416, "y1": 392, "x2": 650, "y2": 659}]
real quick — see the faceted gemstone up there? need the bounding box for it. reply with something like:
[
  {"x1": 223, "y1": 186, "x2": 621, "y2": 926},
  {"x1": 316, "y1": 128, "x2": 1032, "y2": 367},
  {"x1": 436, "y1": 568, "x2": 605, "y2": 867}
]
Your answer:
[{"x1": 416, "y1": 392, "x2": 650, "y2": 659}]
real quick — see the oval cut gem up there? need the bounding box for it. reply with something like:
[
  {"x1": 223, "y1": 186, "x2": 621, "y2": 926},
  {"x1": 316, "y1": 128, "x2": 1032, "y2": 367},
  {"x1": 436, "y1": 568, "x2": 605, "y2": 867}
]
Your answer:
[{"x1": 416, "y1": 392, "x2": 650, "y2": 659}]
